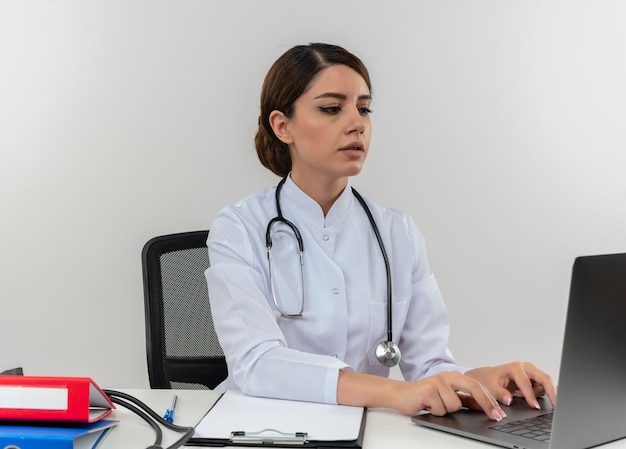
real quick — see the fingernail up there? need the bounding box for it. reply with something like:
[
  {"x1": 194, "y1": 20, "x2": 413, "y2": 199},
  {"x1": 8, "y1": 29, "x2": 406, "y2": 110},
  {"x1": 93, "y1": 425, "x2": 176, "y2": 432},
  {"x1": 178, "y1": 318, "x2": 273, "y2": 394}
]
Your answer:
[
  {"x1": 492, "y1": 408, "x2": 507, "y2": 421},
  {"x1": 534, "y1": 401, "x2": 541, "y2": 410},
  {"x1": 503, "y1": 396, "x2": 512, "y2": 406}
]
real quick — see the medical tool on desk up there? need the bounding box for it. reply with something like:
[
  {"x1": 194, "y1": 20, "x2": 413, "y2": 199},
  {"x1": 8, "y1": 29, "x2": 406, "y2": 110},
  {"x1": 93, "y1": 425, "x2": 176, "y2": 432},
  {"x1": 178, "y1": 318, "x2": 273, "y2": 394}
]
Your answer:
[
  {"x1": 266, "y1": 176, "x2": 401, "y2": 367},
  {"x1": 163, "y1": 394, "x2": 177, "y2": 423}
]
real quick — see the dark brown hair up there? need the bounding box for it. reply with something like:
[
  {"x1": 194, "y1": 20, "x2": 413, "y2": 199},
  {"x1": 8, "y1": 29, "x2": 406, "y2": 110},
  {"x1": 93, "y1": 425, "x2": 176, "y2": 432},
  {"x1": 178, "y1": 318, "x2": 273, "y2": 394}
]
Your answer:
[{"x1": 255, "y1": 43, "x2": 372, "y2": 177}]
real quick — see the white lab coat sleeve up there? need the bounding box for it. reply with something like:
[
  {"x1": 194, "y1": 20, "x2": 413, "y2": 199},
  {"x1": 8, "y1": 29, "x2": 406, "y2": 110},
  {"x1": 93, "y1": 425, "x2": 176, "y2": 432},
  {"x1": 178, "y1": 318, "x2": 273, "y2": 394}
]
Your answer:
[
  {"x1": 397, "y1": 217, "x2": 469, "y2": 381},
  {"x1": 205, "y1": 208, "x2": 350, "y2": 404}
]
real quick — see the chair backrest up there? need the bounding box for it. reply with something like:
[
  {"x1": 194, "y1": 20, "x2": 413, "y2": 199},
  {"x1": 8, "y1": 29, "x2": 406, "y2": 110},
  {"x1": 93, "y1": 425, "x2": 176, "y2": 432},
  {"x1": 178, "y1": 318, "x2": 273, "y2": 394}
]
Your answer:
[{"x1": 141, "y1": 230, "x2": 227, "y2": 389}]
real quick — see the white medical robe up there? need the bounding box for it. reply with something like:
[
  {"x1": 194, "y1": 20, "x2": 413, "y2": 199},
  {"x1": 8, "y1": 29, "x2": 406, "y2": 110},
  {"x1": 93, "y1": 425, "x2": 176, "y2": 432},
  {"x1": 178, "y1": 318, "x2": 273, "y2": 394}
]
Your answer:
[{"x1": 206, "y1": 176, "x2": 465, "y2": 404}]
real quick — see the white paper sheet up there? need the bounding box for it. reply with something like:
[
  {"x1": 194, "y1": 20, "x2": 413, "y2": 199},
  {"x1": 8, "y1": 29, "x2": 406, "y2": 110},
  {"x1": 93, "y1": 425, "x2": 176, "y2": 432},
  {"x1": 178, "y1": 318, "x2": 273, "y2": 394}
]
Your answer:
[{"x1": 194, "y1": 391, "x2": 364, "y2": 442}]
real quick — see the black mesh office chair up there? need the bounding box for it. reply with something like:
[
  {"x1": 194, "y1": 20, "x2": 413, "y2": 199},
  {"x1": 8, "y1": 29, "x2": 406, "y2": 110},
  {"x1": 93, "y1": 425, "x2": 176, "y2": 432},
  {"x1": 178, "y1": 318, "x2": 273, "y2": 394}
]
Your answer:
[{"x1": 142, "y1": 230, "x2": 227, "y2": 389}]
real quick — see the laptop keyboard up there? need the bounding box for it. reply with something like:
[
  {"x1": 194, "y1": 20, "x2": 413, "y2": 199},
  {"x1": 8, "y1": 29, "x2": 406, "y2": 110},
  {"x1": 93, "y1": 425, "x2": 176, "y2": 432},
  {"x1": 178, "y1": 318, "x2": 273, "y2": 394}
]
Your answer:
[{"x1": 488, "y1": 411, "x2": 554, "y2": 442}]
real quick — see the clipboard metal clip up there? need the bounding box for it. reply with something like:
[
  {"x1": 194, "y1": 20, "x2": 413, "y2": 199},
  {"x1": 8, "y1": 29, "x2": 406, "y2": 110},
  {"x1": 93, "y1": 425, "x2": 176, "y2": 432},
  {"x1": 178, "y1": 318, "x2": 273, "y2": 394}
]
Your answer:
[{"x1": 231, "y1": 428, "x2": 308, "y2": 445}]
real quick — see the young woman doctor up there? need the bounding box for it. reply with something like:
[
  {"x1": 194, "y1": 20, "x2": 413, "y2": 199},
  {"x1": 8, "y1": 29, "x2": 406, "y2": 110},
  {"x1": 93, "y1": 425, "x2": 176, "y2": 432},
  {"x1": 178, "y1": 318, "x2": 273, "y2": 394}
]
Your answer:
[{"x1": 205, "y1": 43, "x2": 556, "y2": 420}]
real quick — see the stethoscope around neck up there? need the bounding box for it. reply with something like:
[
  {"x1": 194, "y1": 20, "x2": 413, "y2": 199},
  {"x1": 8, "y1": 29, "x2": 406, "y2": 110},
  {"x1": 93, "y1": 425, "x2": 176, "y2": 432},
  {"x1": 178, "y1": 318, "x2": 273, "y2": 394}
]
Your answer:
[{"x1": 265, "y1": 177, "x2": 401, "y2": 367}]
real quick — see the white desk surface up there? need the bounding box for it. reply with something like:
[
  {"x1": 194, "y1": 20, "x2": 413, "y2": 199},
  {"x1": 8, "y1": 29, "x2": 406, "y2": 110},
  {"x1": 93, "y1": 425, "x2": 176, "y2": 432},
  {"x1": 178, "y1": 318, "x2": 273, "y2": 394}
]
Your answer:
[{"x1": 103, "y1": 389, "x2": 626, "y2": 449}]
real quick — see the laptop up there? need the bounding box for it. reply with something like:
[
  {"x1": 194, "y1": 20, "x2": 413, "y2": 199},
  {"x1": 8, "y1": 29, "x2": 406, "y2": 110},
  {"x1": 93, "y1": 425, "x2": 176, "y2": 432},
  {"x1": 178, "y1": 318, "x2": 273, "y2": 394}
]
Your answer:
[{"x1": 412, "y1": 252, "x2": 626, "y2": 449}]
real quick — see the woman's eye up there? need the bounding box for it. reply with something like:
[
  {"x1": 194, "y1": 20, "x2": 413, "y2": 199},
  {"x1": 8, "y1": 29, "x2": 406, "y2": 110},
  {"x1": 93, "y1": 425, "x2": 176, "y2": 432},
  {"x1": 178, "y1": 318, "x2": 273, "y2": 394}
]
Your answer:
[
  {"x1": 319, "y1": 106, "x2": 372, "y2": 116},
  {"x1": 319, "y1": 106, "x2": 341, "y2": 114}
]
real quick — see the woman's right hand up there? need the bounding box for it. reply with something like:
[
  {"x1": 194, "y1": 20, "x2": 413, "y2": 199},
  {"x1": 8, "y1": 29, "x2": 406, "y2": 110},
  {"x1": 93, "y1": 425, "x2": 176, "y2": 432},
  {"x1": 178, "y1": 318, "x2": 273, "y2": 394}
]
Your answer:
[
  {"x1": 391, "y1": 371, "x2": 506, "y2": 419},
  {"x1": 337, "y1": 370, "x2": 506, "y2": 420}
]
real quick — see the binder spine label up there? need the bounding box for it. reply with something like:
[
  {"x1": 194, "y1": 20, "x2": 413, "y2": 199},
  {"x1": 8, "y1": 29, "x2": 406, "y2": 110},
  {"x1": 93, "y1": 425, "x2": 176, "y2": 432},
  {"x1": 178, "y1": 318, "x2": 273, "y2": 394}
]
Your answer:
[{"x1": 0, "y1": 387, "x2": 69, "y2": 410}]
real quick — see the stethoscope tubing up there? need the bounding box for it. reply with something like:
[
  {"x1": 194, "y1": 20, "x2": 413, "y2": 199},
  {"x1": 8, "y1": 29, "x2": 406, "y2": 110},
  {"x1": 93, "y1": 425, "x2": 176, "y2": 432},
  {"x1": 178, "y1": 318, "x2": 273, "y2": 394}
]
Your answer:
[{"x1": 350, "y1": 187, "x2": 393, "y2": 343}]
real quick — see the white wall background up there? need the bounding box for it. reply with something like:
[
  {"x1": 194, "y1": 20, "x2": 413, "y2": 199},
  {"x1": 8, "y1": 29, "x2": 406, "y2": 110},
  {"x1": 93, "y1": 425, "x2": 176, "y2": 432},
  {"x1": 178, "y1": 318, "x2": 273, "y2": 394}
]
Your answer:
[{"x1": 1, "y1": 0, "x2": 625, "y2": 388}]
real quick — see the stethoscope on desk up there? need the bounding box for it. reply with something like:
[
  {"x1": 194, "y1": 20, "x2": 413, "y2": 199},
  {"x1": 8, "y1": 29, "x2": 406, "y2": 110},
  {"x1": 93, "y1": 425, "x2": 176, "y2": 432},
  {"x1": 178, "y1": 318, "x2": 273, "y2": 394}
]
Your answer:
[
  {"x1": 266, "y1": 177, "x2": 401, "y2": 367},
  {"x1": 102, "y1": 389, "x2": 194, "y2": 449}
]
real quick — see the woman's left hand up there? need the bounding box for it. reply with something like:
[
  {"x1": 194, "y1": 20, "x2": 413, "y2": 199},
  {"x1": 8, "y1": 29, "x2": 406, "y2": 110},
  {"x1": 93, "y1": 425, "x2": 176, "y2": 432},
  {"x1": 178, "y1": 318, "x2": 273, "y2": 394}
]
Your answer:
[{"x1": 465, "y1": 362, "x2": 557, "y2": 410}]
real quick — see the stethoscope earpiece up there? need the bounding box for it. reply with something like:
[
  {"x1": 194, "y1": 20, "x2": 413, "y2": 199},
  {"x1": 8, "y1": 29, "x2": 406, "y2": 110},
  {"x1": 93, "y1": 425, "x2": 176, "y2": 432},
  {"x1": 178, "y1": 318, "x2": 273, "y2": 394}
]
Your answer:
[{"x1": 375, "y1": 340, "x2": 401, "y2": 367}]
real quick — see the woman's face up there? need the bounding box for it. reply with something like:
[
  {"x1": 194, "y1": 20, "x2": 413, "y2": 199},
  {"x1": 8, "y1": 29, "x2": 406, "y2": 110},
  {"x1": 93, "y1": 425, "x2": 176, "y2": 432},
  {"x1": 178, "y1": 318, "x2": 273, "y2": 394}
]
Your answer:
[{"x1": 274, "y1": 64, "x2": 372, "y2": 186}]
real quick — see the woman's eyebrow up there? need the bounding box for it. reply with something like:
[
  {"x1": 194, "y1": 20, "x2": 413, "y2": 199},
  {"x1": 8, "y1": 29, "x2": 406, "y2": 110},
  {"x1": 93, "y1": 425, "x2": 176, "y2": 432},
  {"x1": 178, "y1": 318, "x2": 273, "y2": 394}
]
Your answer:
[{"x1": 313, "y1": 92, "x2": 372, "y2": 101}]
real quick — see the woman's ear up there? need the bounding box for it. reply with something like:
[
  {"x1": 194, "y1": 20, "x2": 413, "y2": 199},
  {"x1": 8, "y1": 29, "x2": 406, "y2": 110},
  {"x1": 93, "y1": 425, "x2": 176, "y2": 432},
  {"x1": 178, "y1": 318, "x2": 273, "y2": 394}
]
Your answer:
[{"x1": 269, "y1": 110, "x2": 294, "y2": 144}]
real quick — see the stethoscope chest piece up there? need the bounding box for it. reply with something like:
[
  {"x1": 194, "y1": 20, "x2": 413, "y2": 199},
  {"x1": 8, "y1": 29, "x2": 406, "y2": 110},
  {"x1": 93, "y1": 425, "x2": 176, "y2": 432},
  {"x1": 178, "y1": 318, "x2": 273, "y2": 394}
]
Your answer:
[{"x1": 375, "y1": 340, "x2": 401, "y2": 367}]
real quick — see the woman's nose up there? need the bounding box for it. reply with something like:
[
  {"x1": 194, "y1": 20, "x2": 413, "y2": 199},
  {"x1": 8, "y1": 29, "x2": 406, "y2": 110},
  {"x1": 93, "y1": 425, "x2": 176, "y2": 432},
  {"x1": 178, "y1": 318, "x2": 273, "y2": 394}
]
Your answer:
[{"x1": 345, "y1": 106, "x2": 367, "y2": 134}]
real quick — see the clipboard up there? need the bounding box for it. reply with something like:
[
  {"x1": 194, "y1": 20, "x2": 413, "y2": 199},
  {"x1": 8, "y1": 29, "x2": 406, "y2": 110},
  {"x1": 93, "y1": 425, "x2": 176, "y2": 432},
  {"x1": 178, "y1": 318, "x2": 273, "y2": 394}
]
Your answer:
[{"x1": 187, "y1": 391, "x2": 366, "y2": 448}]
